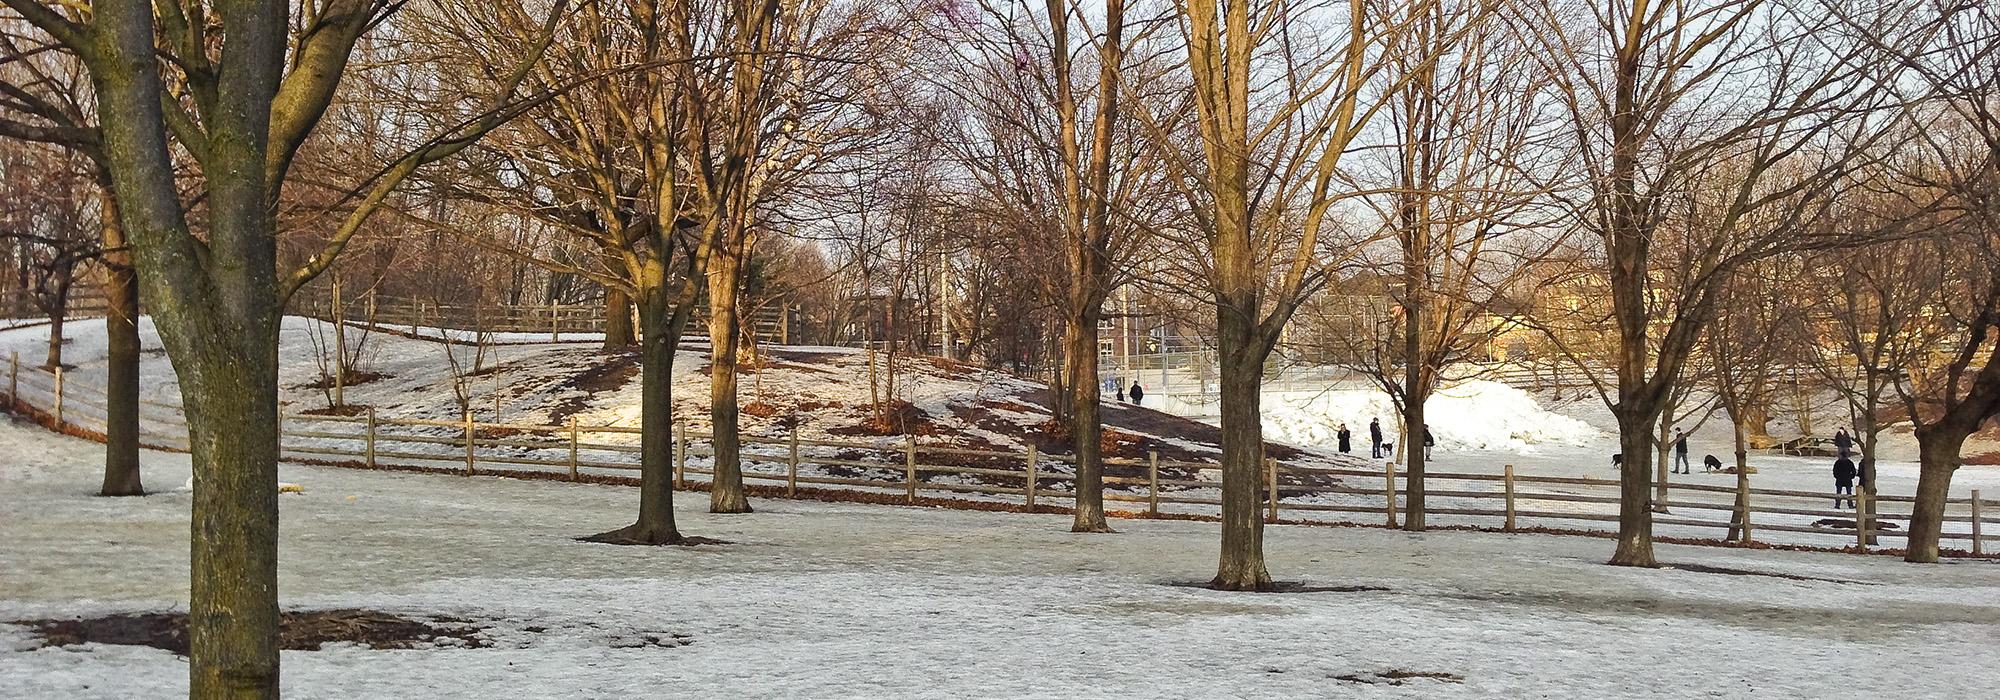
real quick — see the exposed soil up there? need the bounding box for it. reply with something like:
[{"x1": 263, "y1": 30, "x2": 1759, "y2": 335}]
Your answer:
[
  {"x1": 1812, "y1": 518, "x2": 1902, "y2": 530},
  {"x1": 299, "y1": 403, "x2": 371, "y2": 417},
  {"x1": 1332, "y1": 670, "x2": 1465, "y2": 686},
  {"x1": 12, "y1": 609, "x2": 490, "y2": 655},
  {"x1": 1168, "y1": 581, "x2": 1393, "y2": 594},
  {"x1": 827, "y1": 400, "x2": 943, "y2": 437},
  {"x1": 292, "y1": 369, "x2": 391, "y2": 390},
  {"x1": 547, "y1": 351, "x2": 641, "y2": 423}
]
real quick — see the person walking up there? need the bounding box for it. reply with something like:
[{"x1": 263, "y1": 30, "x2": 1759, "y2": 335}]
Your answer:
[
  {"x1": 1834, "y1": 428, "x2": 1854, "y2": 459},
  {"x1": 1369, "y1": 418, "x2": 1384, "y2": 459},
  {"x1": 1336, "y1": 424, "x2": 1352, "y2": 454},
  {"x1": 1127, "y1": 381, "x2": 1144, "y2": 406},
  {"x1": 1116, "y1": 382, "x2": 1128, "y2": 402},
  {"x1": 1423, "y1": 425, "x2": 1435, "y2": 459},
  {"x1": 1833, "y1": 455, "x2": 1858, "y2": 509},
  {"x1": 1673, "y1": 428, "x2": 1691, "y2": 475}
]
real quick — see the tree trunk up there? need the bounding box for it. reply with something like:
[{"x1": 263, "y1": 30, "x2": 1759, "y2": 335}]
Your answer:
[
  {"x1": 1401, "y1": 388, "x2": 1427, "y2": 532},
  {"x1": 99, "y1": 193, "x2": 143, "y2": 496},
  {"x1": 587, "y1": 284, "x2": 687, "y2": 543},
  {"x1": 1609, "y1": 407, "x2": 1658, "y2": 567},
  {"x1": 603, "y1": 287, "x2": 636, "y2": 349},
  {"x1": 42, "y1": 272, "x2": 69, "y2": 370},
  {"x1": 180, "y1": 327, "x2": 283, "y2": 699},
  {"x1": 1065, "y1": 311, "x2": 1112, "y2": 532},
  {"x1": 1905, "y1": 425, "x2": 1968, "y2": 563},
  {"x1": 706, "y1": 250, "x2": 751, "y2": 514},
  {"x1": 1210, "y1": 299, "x2": 1272, "y2": 590},
  {"x1": 1859, "y1": 412, "x2": 1880, "y2": 546}
]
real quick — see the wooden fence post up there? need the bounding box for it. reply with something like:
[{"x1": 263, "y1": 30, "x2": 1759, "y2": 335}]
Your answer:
[
  {"x1": 1503, "y1": 464, "x2": 1517, "y2": 532},
  {"x1": 462, "y1": 408, "x2": 476, "y2": 475},
  {"x1": 550, "y1": 300, "x2": 560, "y2": 342},
  {"x1": 332, "y1": 276, "x2": 345, "y2": 407},
  {"x1": 1265, "y1": 457, "x2": 1279, "y2": 522},
  {"x1": 674, "y1": 420, "x2": 687, "y2": 489},
  {"x1": 1974, "y1": 490, "x2": 1984, "y2": 556},
  {"x1": 1856, "y1": 488, "x2": 1872, "y2": 552},
  {"x1": 8, "y1": 351, "x2": 16, "y2": 405},
  {"x1": 1025, "y1": 445, "x2": 1039, "y2": 511},
  {"x1": 1384, "y1": 461, "x2": 1398, "y2": 528},
  {"x1": 1147, "y1": 450, "x2": 1160, "y2": 517},
  {"x1": 787, "y1": 425, "x2": 800, "y2": 498},
  {"x1": 52, "y1": 366, "x2": 63, "y2": 424},
  {"x1": 568, "y1": 417, "x2": 581, "y2": 481},
  {"x1": 364, "y1": 407, "x2": 378, "y2": 468},
  {"x1": 1732, "y1": 467, "x2": 1752, "y2": 543},
  {"x1": 904, "y1": 435, "x2": 918, "y2": 504}
]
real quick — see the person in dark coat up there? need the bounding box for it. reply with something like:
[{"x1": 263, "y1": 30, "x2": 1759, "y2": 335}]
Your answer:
[
  {"x1": 1116, "y1": 383, "x2": 1128, "y2": 402},
  {"x1": 1127, "y1": 381, "x2": 1144, "y2": 406},
  {"x1": 1833, "y1": 456, "x2": 1857, "y2": 509},
  {"x1": 1672, "y1": 428, "x2": 1690, "y2": 474},
  {"x1": 1423, "y1": 425, "x2": 1435, "y2": 459},
  {"x1": 1834, "y1": 428, "x2": 1854, "y2": 458},
  {"x1": 1369, "y1": 418, "x2": 1384, "y2": 459},
  {"x1": 1336, "y1": 424, "x2": 1352, "y2": 454}
]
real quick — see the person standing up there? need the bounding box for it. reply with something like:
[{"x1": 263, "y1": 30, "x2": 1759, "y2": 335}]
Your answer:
[
  {"x1": 1833, "y1": 455, "x2": 1858, "y2": 509},
  {"x1": 1128, "y1": 381, "x2": 1144, "y2": 406},
  {"x1": 1116, "y1": 382, "x2": 1128, "y2": 402},
  {"x1": 1369, "y1": 418, "x2": 1384, "y2": 459},
  {"x1": 1673, "y1": 428, "x2": 1691, "y2": 474},
  {"x1": 1336, "y1": 424, "x2": 1352, "y2": 454},
  {"x1": 1423, "y1": 425, "x2": 1435, "y2": 459},
  {"x1": 1834, "y1": 428, "x2": 1853, "y2": 459}
]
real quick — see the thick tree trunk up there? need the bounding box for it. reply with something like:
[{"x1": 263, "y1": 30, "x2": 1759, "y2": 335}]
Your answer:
[
  {"x1": 1905, "y1": 426, "x2": 1968, "y2": 563},
  {"x1": 1064, "y1": 312, "x2": 1111, "y2": 532},
  {"x1": 706, "y1": 251, "x2": 751, "y2": 514},
  {"x1": 1859, "y1": 415, "x2": 1880, "y2": 545},
  {"x1": 1211, "y1": 302, "x2": 1272, "y2": 590},
  {"x1": 603, "y1": 287, "x2": 635, "y2": 349},
  {"x1": 1610, "y1": 408, "x2": 1658, "y2": 567},
  {"x1": 99, "y1": 203, "x2": 143, "y2": 496},
  {"x1": 42, "y1": 284, "x2": 67, "y2": 370},
  {"x1": 180, "y1": 326, "x2": 283, "y2": 699}
]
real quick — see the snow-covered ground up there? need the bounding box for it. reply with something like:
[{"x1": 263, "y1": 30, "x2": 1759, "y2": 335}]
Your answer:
[{"x1": 3, "y1": 422, "x2": 1998, "y2": 698}]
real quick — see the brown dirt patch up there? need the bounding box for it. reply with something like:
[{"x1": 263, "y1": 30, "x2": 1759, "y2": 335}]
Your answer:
[
  {"x1": 548, "y1": 351, "x2": 641, "y2": 423},
  {"x1": 827, "y1": 400, "x2": 942, "y2": 437},
  {"x1": 292, "y1": 370, "x2": 391, "y2": 390},
  {"x1": 300, "y1": 404, "x2": 371, "y2": 417},
  {"x1": 1963, "y1": 451, "x2": 2000, "y2": 466},
  {"x1": 13, "y1": 609, "x2": 490, "y2": 655},
  {"x1": 1333, "y1": 670, "x2": 1464, "y2": 686},
  {"x1": 741, "y1": 401, "x2": 782, "y2": 418}
]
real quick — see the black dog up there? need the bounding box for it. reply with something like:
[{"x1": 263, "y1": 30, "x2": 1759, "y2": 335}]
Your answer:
[{"x1": 1703, "y1": 454, "x2": 1724, "y2": 473}]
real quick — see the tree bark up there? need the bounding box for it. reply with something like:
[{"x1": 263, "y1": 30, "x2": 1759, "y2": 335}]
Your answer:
[
  {"x1": 1610, "y1": 407, "x2": 1658, "y2": 567},
  {"x1": 603, "y1": 287, "x2": 636, "y2": 349},
  {"x1": 1905, "y1": 425, "x2": 1968, "y2": 563},
  {"x1": 1211, "y1": 304, "x2": 1271, "y2": 590},
  {"x1": 587, "y1": 282, "x2": 687, "y2": 543},
  {"x1": 1064, "y1": 310, "x2": 1112, "y2": 532},
  {"x1": 41, "y1": 268, "x2": 69, "y2": 370},
  {"x1": 706, "y1": 247, "x2": 751, "y2": 514},
  {"x1": 99, "y1": 188, "x2": 143, "y2": 497},
  {"x1": 181, "y1": 329, "x2": 283, "y2": 699}
]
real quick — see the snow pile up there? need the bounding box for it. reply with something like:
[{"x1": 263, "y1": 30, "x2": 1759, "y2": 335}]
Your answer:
[{"x1": 1261, "y1": 380, "x2": 1599, "y2": 453}]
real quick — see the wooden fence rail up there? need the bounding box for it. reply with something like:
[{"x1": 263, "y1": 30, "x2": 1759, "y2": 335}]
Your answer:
[{"x1": 5, "y1": 354, "x2": 1996, "y2": 555}]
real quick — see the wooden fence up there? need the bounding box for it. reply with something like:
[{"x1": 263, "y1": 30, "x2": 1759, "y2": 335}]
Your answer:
[
  {"x1": 290, "y1": 290, "x2": 798, "y2": 344},
  {"x1": 6, "y1": 352, "x2": 1996, "y2": 555}
]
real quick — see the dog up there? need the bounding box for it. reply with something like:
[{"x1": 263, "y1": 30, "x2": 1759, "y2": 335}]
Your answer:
[
  {"x1": 1703, "y1": 454, "x2": 1724, "y2": 473},
  {"x1": 1611, "y1": 453, "x2": 1623, "y2": 469}
]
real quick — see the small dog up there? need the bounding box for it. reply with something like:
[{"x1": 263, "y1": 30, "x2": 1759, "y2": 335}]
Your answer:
[
  {"x1": 1611, "y1": 453, "x2": 1623, "y2": 469},
  {"x1": 1703, "y1": 454, "x2": 1724, "y2": 473}
]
